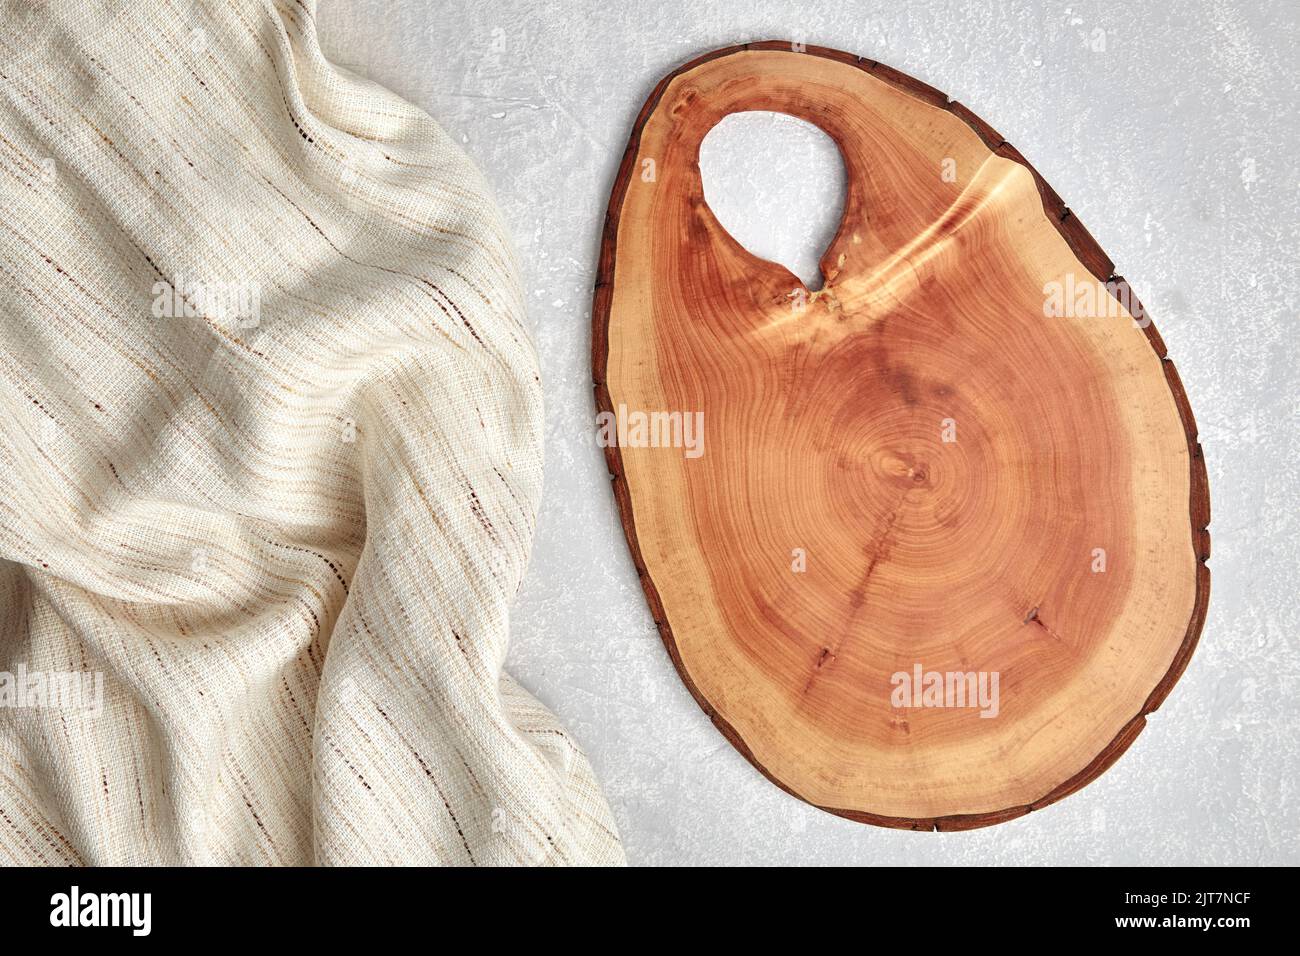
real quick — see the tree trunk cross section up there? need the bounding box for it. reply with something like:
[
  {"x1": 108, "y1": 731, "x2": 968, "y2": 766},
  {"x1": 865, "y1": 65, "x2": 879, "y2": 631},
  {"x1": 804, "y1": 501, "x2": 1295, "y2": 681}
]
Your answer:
[{"x1": 593, "y1": 43, "x2": 1210, "y2": 829}]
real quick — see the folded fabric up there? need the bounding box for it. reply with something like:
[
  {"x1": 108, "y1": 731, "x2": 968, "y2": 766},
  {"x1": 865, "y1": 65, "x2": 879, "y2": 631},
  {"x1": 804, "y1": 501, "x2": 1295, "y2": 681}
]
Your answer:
[{"x1": 0, "y1": 0, "x2": 624, "y2": 865}]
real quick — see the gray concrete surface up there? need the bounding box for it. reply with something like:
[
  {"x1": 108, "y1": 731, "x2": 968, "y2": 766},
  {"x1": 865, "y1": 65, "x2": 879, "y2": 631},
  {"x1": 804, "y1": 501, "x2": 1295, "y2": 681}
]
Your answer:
[{"x1": 318, "y1": 0, "x2": 1299, "y2": 866}]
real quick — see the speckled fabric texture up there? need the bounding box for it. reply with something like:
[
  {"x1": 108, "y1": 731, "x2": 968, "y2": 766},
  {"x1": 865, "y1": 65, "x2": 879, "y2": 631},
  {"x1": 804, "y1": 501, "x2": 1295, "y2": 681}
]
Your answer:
[
  {"x1": 317, "y1": 0, "x2": 1297, "y2": 864},
  {"x1": 0, "y1": 0, "x2": 623, "y2": 865}
]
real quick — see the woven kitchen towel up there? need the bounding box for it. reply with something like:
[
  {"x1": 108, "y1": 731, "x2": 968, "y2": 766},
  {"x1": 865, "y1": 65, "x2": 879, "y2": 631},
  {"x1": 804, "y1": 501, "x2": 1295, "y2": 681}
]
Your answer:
[{"x1": 0, "y1": 0, "x2": 624, "y2": 865}]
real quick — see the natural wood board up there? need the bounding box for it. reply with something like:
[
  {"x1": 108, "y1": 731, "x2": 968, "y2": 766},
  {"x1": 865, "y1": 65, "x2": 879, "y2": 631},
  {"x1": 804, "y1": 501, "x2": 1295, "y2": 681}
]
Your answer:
[{"x1": 593, "y1": 42, "x2": 1210, "y2": 829}]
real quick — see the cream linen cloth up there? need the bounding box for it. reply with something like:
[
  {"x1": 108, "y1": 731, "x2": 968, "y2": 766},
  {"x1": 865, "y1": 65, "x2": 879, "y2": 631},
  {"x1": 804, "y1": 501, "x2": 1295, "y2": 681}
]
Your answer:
[{"x1": 0, "y1": 0, "x2": 624, "y2": 865}]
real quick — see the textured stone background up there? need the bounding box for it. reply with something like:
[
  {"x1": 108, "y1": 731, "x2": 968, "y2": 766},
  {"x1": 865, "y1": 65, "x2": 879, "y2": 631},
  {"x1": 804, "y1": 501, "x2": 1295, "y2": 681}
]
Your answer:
[{"x1": 318, "y1": 0, "x2": 1299, "y2": 865}]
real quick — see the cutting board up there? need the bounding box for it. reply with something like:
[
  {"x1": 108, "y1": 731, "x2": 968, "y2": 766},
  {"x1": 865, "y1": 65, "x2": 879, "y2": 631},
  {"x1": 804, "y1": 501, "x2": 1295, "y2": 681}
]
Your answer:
[{"x1": 593, "y1": 42, "x2": 1209, "y2": 829}]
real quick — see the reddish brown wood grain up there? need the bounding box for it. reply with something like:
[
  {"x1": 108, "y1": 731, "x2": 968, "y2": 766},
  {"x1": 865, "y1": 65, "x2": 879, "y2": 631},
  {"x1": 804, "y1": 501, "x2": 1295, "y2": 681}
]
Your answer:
[{"x1": 593, "y1": 42, "x2": 1209, "y2": 829}]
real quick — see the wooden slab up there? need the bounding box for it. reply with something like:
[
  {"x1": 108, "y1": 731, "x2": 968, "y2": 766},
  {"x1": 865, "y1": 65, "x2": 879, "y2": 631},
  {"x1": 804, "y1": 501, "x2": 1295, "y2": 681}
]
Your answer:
[{"x1": 593, "y1": 42, "x2": 1209, "y2": 829}]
